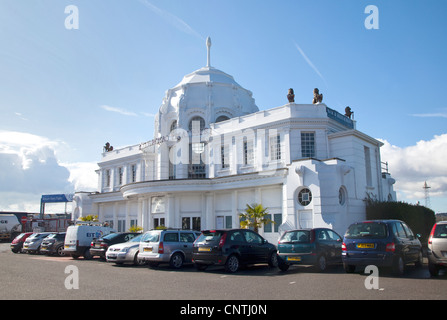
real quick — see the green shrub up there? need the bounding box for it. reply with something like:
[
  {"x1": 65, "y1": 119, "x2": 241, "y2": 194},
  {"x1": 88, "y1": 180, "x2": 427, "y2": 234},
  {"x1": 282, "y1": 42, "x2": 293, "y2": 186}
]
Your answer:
[{"x1": 366, "y1": 199, "x2": 435, "y2": 245}]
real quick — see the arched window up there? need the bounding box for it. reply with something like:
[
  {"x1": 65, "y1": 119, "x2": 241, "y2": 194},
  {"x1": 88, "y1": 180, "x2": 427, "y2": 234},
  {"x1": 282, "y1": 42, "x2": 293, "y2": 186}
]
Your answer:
[
  {"x1": 339, "y1": 187, "x2": 347, "y2": 206},
  {"x1": 170, "y1": 120, "x2": 177, "y2": 133},
  {"x1": 215, "y1": 115, "x2": 230, "y2": 123},
  {"x1": 188, "y1": 116, "x2": 205, "y2": 132}
]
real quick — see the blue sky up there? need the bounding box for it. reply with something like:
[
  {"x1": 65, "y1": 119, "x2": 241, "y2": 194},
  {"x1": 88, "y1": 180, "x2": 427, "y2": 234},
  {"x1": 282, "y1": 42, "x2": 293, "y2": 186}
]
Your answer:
[{"x1": 0, "y1": 0, "x2": 446, "y2": 213}]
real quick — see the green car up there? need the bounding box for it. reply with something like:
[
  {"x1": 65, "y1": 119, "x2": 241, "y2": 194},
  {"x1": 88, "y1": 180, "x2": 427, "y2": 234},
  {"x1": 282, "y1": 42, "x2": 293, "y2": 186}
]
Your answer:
[{"x1": 277, "y1": 228, "x2": 343, "y2": 272}]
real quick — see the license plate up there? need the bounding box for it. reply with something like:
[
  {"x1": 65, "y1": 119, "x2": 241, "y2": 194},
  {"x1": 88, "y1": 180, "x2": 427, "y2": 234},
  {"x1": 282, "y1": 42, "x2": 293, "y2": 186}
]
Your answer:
[
  {"x1": 95, "y1": 244, "x2": 101, "y2": 248},
  {"x1": 41, "y1": 246, "x2": 47, "y2": 250},
  {"x1": 357, "y1": 243, "x2": 375, "y2": 249},
  {"x1": 64, "y1": 245, "x2": 71, "y2": 249},
  {"x1": 287, "y1": 256, "x2": 301, "y2": 262},
  {"x1": 198, "y1": 247, "x2": 211, "y2": 252},
  {"x1": 143, "y1": 247, "x2": 152, "y2": 252}
]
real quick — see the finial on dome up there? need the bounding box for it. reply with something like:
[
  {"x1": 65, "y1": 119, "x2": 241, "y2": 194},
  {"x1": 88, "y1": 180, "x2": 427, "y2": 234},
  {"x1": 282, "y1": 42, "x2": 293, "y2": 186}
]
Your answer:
[{"x1": 206, "y1": 36, "x2": 211, "y2": 67}]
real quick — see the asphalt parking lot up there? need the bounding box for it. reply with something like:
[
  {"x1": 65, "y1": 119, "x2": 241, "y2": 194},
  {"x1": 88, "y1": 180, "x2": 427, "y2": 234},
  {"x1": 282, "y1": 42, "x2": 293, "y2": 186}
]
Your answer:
[{"x1": 1, "y1": 242, "x2": 446, "y2": 302}]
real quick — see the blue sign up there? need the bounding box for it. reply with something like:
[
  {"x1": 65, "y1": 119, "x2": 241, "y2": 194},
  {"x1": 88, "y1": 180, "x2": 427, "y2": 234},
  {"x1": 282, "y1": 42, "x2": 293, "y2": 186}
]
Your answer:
[
  {"x1": 326, "y1": 107, "x2": 354, "y2": 129},
  {"x1": 41, "y1": 194, "x2": 74, "y2": 203}
]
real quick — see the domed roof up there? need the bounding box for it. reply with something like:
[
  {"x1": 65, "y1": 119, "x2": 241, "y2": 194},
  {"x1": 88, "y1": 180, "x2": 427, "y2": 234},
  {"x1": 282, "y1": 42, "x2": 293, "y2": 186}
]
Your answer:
[
  {"x1": 154, "y1": 37, "x2": 258, "y2": 136},
  {"x1": 174, "y1": 66, "x2": 242, "y2": 88}
]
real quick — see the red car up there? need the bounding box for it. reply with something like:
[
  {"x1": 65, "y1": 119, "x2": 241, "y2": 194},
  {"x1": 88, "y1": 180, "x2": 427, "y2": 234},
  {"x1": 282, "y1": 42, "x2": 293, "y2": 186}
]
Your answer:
[{"x1": 10, "y1": 232, "x2": 33, "y2": 253}]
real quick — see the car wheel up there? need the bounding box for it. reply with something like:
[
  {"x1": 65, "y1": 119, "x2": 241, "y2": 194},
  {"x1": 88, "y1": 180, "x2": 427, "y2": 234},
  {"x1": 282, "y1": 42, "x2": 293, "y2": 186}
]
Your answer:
[
  {"x1": 343, "y1": 263, "x2": 355, "y2": 273},
  {"x1": 315, "y1": 254, "x2": 327, "y2": 272},
  {"x1": 225, "y1": 255, "x2": 240, "y2": 273},
  {"x1": 392, "y1": 255, "x2": 405, "y2": 275},
  {"x1": 170, "y1": 252, "x2": 184, "y2": 269},
  {"x1": 56, "y1": 245, "x2": 65, "y2": 257},
  {"x1": 415, "y1": 250, "x2": 423, "y2": 268},
  {"x1": 278, "y1": 260, "x2": 290, "y2": 271},
  {"x1": 268, "y1": 252, "x2": 278, "y2": 268},
  {"x1": 134, "y1": 251, "x2": 146, "y2": 266},
  {"x1": 195, "y1": 263, "x2": 207, "y2": 271},
  {"x1": 83, "y1": 249, "x2": 93, "y2": 260},
  {"x1": 428, "y1": 261, "x2": 439, "y2": 277}
]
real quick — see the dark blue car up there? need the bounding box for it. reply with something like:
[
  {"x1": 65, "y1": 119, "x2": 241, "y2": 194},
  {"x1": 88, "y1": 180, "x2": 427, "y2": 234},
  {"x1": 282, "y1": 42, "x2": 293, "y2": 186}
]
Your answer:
[
  {"x1": 277, "y1": 228, "x2": 343, "y2": 272},
  {"x1": 342, "y1": 220, "x2": 423, "y2": 275}
]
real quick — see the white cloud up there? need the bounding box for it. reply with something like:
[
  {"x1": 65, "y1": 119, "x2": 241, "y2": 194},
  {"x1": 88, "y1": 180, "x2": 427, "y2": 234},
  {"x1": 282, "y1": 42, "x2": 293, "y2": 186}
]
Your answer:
[
  {"x1": 379, "y1": 134, "x2": 447, "y2": 206},
  {"x1": 0, "y1": 131, "x2": 97, "y2": 212},
  {"x1": 63, "y1": 161, "x2": 98, "y2": 192},
  {"x1": 293, "y1": 41, "x2": 328, "y2": 88},
  {"x1": 100, "y1": 105, "x2": 138, "y2": 117}
]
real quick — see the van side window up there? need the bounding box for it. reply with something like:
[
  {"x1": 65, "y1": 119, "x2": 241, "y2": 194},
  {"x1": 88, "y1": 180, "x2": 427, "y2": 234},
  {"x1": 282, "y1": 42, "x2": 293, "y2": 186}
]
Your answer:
[
  {"x1": 180, "y1": 232, "x2": 196, "y2": 243},
  {"x1": 164, "y1": 232, "x2": 179, "y2": 242}
]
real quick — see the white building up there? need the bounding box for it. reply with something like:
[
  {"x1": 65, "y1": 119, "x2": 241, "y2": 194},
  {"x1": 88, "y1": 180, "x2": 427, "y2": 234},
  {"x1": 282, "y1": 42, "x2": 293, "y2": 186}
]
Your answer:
[{"x1": 72, "y1": 38, "x2": 396, "y2": 242}]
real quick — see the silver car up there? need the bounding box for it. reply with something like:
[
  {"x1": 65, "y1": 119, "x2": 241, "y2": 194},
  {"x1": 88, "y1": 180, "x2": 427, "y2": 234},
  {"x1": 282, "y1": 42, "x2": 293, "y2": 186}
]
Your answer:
[
  {"x1": 106, "y1": 234, "x2": 145, "y2": 266},
  {"x1": 138, "y1": 229, "x2": 200, "y2": 268},
  {"x1": 428, "y1": 221, "x2": 447, "y2": 276},
  {"x1": 22, "y1": 232, "x2": 55, "y2": 254}
]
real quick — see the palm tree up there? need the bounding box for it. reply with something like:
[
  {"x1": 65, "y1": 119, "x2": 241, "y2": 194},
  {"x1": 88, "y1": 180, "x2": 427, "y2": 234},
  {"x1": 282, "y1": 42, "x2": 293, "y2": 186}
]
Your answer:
[{"x1": 239, "y1": 203, "x2": 273, "y2": 233}]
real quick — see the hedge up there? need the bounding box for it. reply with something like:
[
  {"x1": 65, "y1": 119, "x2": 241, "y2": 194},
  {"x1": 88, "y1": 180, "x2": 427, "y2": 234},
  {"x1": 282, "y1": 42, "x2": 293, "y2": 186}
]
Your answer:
[{"x1": 366, "y1": 200, "x2": 436, "y2": 244}]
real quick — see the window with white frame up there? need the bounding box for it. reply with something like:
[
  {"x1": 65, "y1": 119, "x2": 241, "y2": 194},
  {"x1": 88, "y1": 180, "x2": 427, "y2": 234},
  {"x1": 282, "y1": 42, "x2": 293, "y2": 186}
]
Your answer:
[
  {"x1": 301, "y1": 132, "x2": 315, "y2": 158},
  {"x1": 269, "y1": 134, "x2": 281, "y2": 161},
  {"x1": 243, "y1": 138, "x2": 254, "y2": 166},
  {"x1": 131, "y1": 164, "x2": 137, "y2": 183},
  {"x1": 105, "y1": 169, "x2": 111, "y2": 187},
  {"x1": 118, "y1": 167, "x2": 123, "y2": 185},
  {"x1": 221, "y1": 144, "x2": 230, "y2": 169}
]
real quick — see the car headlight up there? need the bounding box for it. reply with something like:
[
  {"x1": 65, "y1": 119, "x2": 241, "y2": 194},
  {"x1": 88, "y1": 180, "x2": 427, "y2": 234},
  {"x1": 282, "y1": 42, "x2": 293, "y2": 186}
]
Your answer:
[{"x1": 121, "y1": 247, "x2": 129, "y2": 253}]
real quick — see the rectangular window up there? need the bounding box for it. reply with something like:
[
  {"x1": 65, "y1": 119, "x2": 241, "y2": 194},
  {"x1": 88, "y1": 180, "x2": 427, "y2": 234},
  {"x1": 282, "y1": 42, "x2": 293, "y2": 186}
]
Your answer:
[
  {"x1": 118, "y1": 167, "x2": 123, "y2": 185},
  {"x1": 301, "y1": 132, "x2": 315, "y2": 158},
  {"x1": 105, "y1": 169, "x2": 111, "y2": 187},
  {"x1": 270, "y1": 134, "x2": 281, "y2": 161},
  {"x1": 264, "y1": 214, "x2": 282, "y2": 233},
  {"x1": 153, "y1": 217, "x2": 165, "y2": 229},
  {"x1": 364, "y1": 146, "x2": 372, "y2": 186},
  {"x1": 221, "y1": 144, "x2": 230, "y2": 169},
  {"x1": 182, "y1": 217, "x2": 201, "y2": 231},
  {"x1": 243, "y1": 139, "x2": 254, "y2": 165},
  {"x1": 131, "y1": 164, "x2": 137, "y2": 183},
  {"x1": 117, "y1": 220, "x2": 126, "y2": 232}
]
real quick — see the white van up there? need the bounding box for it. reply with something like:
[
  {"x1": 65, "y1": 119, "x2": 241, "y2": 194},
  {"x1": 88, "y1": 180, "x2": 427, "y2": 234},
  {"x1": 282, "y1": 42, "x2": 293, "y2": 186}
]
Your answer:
[{"x1": 64, "y1": 222, "x2": 116, "y2": 259}]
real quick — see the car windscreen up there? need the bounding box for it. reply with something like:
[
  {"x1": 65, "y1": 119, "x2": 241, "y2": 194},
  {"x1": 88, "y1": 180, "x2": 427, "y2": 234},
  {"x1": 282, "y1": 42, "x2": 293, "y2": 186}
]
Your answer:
[
  {"x1": 196, "y1": 231, "x2": 224, "y2": 244},
  {"x1": 345, "y1": 222, "x2": 388, "y2": 239},
  {"x1": 279, "y1": 230, "x2": 311, "y2": 243},
  {"x1": 434, "y1": 224, "x2": 447, "y2": 238},
  {"x1": 102, "y1": 233, "x2": 121, "y2": 240},
  {"x1": 141, "y1": 231, "x2": 160, "y2": 243},
  {"x1": 130, "y1": 234, "x2": 142, "y2": 242}
]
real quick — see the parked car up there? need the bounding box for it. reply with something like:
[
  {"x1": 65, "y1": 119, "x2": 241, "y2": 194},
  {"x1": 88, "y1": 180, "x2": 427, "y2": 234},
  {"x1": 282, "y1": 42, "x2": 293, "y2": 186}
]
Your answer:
[
  {"x1": 427, "y1": 221, "x2": 447, "y2": 276},
  {"x1": 90, "y1": 232, "x2": 140, "y2": 260},
  {"x1": 64, "y1": 223, "x2": 116, "y2": 259},
  {"x1": 40, "y1": 232, "x2": 66, "y2": 256},
  {"x1": 192, "y1": 229, "x2": 278, "y2": 273},
  {"x1": 22, "y1": 232, "x2": 55, "y2": 254},
  {"x1": 138, "y1": 229, "x2": 201, "y2": 268},
  {"x1": 342, "y1": 220, "x2": 423, "y2": 275},
  {"x1": 10, "y1": 232, "x2": 33, "y2": 253},
  {"x1": 106, "y1": 234, "x2": 145, "y2": 266},
  {"x1": 277, "y1": 228, "x2": 343, "y2": 272}
]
